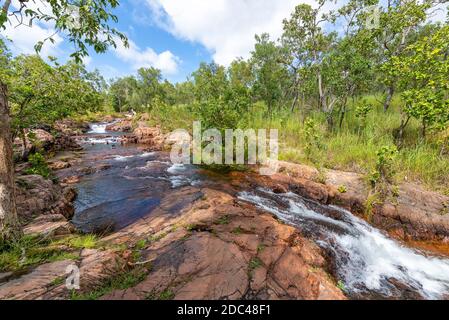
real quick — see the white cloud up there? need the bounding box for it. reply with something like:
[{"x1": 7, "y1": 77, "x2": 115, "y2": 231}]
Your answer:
[
  {"x1": 113, "y1": 37, "x2": 180, "y2": 75},
  {"x1": 81, "y1": 55, "x2": 92, "y2": 66},
  {"x1": 144, "y1": 0, "x2": 316, "y2": 65},
  {"x1": 2, "y1": 0, "x2": 63, "y2": 58},
  {"x1": 3, "y1": 23, "x2": 63, "y2": 58}
]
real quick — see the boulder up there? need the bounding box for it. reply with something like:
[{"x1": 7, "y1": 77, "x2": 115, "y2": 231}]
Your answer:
[
  {"x1": 13, "y1": 129, "x2": 55, "y2": 159},
  {"x1": 48, "y1": 161, "x2": 71, "y2": 171},
  {"x1": 101, "y1": 187, "x2": 346, "y2": 300},
  {"x1": 0, "y1": 249, "x2": 125, "y2": 300},
  {"x1": 106, "y1": 119, "x2": 133, "y2": 132},
  {"x1": 23, "y1": 215, "x2": 75, "y2": 239},
  {"x1": 54, "y1": 119, "x2": 90, "y2": 135},
  {"x1": 15, "y1": 175, "x2": 77, "y2": 223}
]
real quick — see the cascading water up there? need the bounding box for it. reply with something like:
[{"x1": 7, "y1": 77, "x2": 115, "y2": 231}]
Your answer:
[
  {"x1": 237, "y1": 188, "x2": 449, "y2": 299},
  {"x1": 88, "y1": 123, "x2": 108, "y2": 134},
  {"x1": 63, "y1": 122, "x2": 449, "y2": 300}
]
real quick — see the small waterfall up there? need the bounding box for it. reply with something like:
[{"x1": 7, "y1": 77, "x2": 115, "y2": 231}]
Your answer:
[
  {"x1": 238, "y1": 188, "x2": 449, "y2": 299},
  {"x1": 88, "y1": 123, "x2": 108, "y2": 134}
]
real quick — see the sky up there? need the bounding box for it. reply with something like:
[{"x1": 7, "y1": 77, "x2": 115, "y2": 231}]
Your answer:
[
  {"x1": 2, "y1": 0, "x2": 316, "y2": 83},
  {"x1": 2, "y1": 0, "x2": 448, "y2": 83}
]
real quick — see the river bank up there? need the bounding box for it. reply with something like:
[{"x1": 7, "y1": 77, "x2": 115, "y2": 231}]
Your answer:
[{"x1": 1, "y1": 117, "x2": 449, "y2": 300}]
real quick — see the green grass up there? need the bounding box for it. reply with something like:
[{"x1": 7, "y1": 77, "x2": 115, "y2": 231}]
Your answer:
[
  {"x1": 216, "y1": 215, "x2": 230, "y2": 225},
  {"x1": 248, "y1": 95, "x2": 449, "y2": 193},
  {"x1": 232, "y1": 226, "x2": 243, "y2": 235},
  {"x1": 145, "y1": 288, "x2": 175, "y2": 300},
  {"x1": 70, "y1": 269, "x2": 148, "y2": 300},
  {"x1": 257, "y1": 244, "x2": 266, "y2": 253},
  {"x1": 337, "y1": 280, "x2": 346, "y2": 292},
  {"x1": 0, "y1": 235, "x2": 71, "y2": 272},
  {"x1": 103, "y1": 93, "x2": 448, "y2": 193},
  {"x1": 158, "y1": 289, "x2": 175, "y2": 300},
  {"x1": 249, "y1": 257, "x2": 263, "y2": 271},
  {"x1": 147, "y1": 231, "x2": 168, "y2": 243},
  {"x1": 63, "y1": 235, "x2": 98, "y2": 249},
  {"x1": 135, "y1": 239, "x2": 147, "y2": 250},
  {"x1": 0, "y1": 234, "x2": 98, "y2": 272}
]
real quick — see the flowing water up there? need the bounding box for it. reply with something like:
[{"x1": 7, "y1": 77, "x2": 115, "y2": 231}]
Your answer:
[
  {"x1": 60, "y1": 122, "x2": 449, "y2": 300},
  {"x1": 237, "y1": 189, "x2": 449, "y2": 299}
]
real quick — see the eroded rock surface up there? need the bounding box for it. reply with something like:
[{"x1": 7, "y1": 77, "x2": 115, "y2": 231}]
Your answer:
[
  {"x1": 106, "y1": 119, "x2": 133, "y2": 132},
  {"x1": 15, "y1": 175, "x2": 77, "y2": 223},
  {"x1": 245, "y1": 161, "x2": 449, "y2": 241},
  {"x1": 101, "y1": 187, "x2": 345, "y2": 300},
  {"x1": 0, "y1": 249, "x2": 125, "y2": 300}
]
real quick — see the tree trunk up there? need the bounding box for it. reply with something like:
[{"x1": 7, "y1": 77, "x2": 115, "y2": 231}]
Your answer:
[
  {"x1": 421, "y1": 119, "x2": 427, "y2": 139},
  {"x1": 339, "y1": 99, "x2": 347, "y2": 129},
  {"x1": 290, "y1": 91, "x2": 299, "y2": 113},
  {"x1": 0, "y1": 82, "x2": 21, "y2": 243},
  {"x1": 21, "y1": 127, "x2": 28, "y2": 160},
  {"x1": 383, "y1": 86, "x2": 394, "y2": 112},
  {"x1": 317, "y1": 71, "x2": 326, "y2": 112},
  {"x1": 394, "y1": 115, "x2": 410, "y2": 149}
]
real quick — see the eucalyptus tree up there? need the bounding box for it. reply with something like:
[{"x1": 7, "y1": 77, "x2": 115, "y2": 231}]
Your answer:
[
  {"x1": 386, "y1": 25, "x2": 449, "y2": 144},
  {"x1": 0, "y1": 0, "x2": 127, "y2": 243},
  {"x1": 250, "y1": 33, "x2": 289, "y2": 117},
  {"x1": 282, "y1": 1, "x2": 334, "y2": 115},
  {"x1": 370, "y1": 0, "x2": 441, "y2": 111},
  {"x1": 322, "y1": 0, "x2": 377, "y2": 129}
]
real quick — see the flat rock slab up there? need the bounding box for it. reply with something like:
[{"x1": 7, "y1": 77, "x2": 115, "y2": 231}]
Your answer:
[
  {"x1": 0, "y1": 260, "x2": 73, "y2": 300},
  {"x1": 0, "y1": 249, "x2": 124, "y2": 300},
  {"x1": 101, "y1": 187, "x2": 345, "y2": 300},
  {"x1": 23, "y1": 217, "x2": 75, "y2": 239}
]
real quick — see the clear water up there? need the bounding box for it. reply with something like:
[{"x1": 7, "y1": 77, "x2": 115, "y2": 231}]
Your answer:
[
  {"x1": 61, "y1": 122, "x2": 449, "y2": 300},
  {"x1": 238, "y1": 188, "x2": 449, "y2": 299}
]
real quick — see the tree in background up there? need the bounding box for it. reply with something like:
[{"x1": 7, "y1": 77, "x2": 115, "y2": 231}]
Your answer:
[
  {"x1": 250, "y1": 33, "x2": 289, "y2": 117},
  {"x1": 282, "y1": 2, "x2": 334, "y2": 117},
  {"x1": 192, "y1": 62, "x2": 249, "y2": 131},
  {"x1": 369, "y1": 0, "x2": 437, "y2": 111},
  {"x1": 0, "y1": 0, "x2": 127, "y2": 243},
  {"x1": 387, "y1": 25, "x2": 449, "y2": 144},
  {"x1": 7, "y1": 55, "x2": 104, "y2": 159}
]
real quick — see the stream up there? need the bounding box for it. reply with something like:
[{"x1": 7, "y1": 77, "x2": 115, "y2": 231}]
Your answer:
[{"x1": 59, "y1": 122, "x2": 449, "y2": 300}]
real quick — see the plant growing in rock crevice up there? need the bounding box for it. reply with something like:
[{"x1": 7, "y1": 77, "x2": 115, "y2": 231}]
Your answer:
[
  {"x1": 25, "y1": 152, "x2": 51, "y2": 178},
  {"x1": 369, "y1": 146, "x2": 398, "y2": 194},
  {"x1": 365, "y1": 146, "x2": 399, "y2": 220},
  {"x1": 303, "y1": 118, "x2": 324, "y2": 161}
]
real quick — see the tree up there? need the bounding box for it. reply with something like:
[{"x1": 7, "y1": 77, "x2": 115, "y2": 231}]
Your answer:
[
  {"x1": 0, "y1": 0, "x2": 127, "y2": 243},
  {"x1": 282, "y1": 2, "x2": 334, "y2": 116},
  {"x1": 109, "y1": 76, "x2": 138, "y2": 112},
  {"x1": 109, "y1": 68, "x2": 167, "y2": 112},
  {"x1": 370, "y1": 0, "x2": 437, "y2": 111},
  {"x1": 386, "y1": 25, "x2": 449, "y2": 143},
  {"x1": 250, "y1": 33, "x2": 288, "y2": 117},
  {"x1": 324, "y1": 35, "x2": 374, "y2": 129},
  {"x1": 7, "y1": 55, "x2": 105, "y2": 151},
  {"x1": 135, "y1": 67, "x2": 163, "y2": 110},
  {"x1": 192, "y1": 62, "x2": 250, "y2": 131}
]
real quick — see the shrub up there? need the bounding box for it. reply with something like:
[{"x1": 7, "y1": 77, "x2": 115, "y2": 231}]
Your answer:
[
  {"x1": 370, "y1": 145, "x2": 398, "y2": 187},
  {"x1": 303, "y1": 118, "x2": 323, "y2": 161},
  {"x1": 25, "y1": 152, "x2": 51, "y2": 178}
]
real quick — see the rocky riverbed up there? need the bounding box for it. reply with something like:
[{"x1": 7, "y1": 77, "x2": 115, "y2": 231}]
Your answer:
[{"x1": 2, "y1": 118, "x2": 449, "y2": 300}]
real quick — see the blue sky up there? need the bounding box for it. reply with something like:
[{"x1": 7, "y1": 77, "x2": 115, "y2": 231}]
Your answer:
[
  {"x1": 3, "y1": 0, "x2": 448, "y2": 84},
  {"x1": 3, "y1": 0, "x2": 309, "y2": 83},
  {"x1": 82, "y1": 0, "x2": 213, "y2": 83}
]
